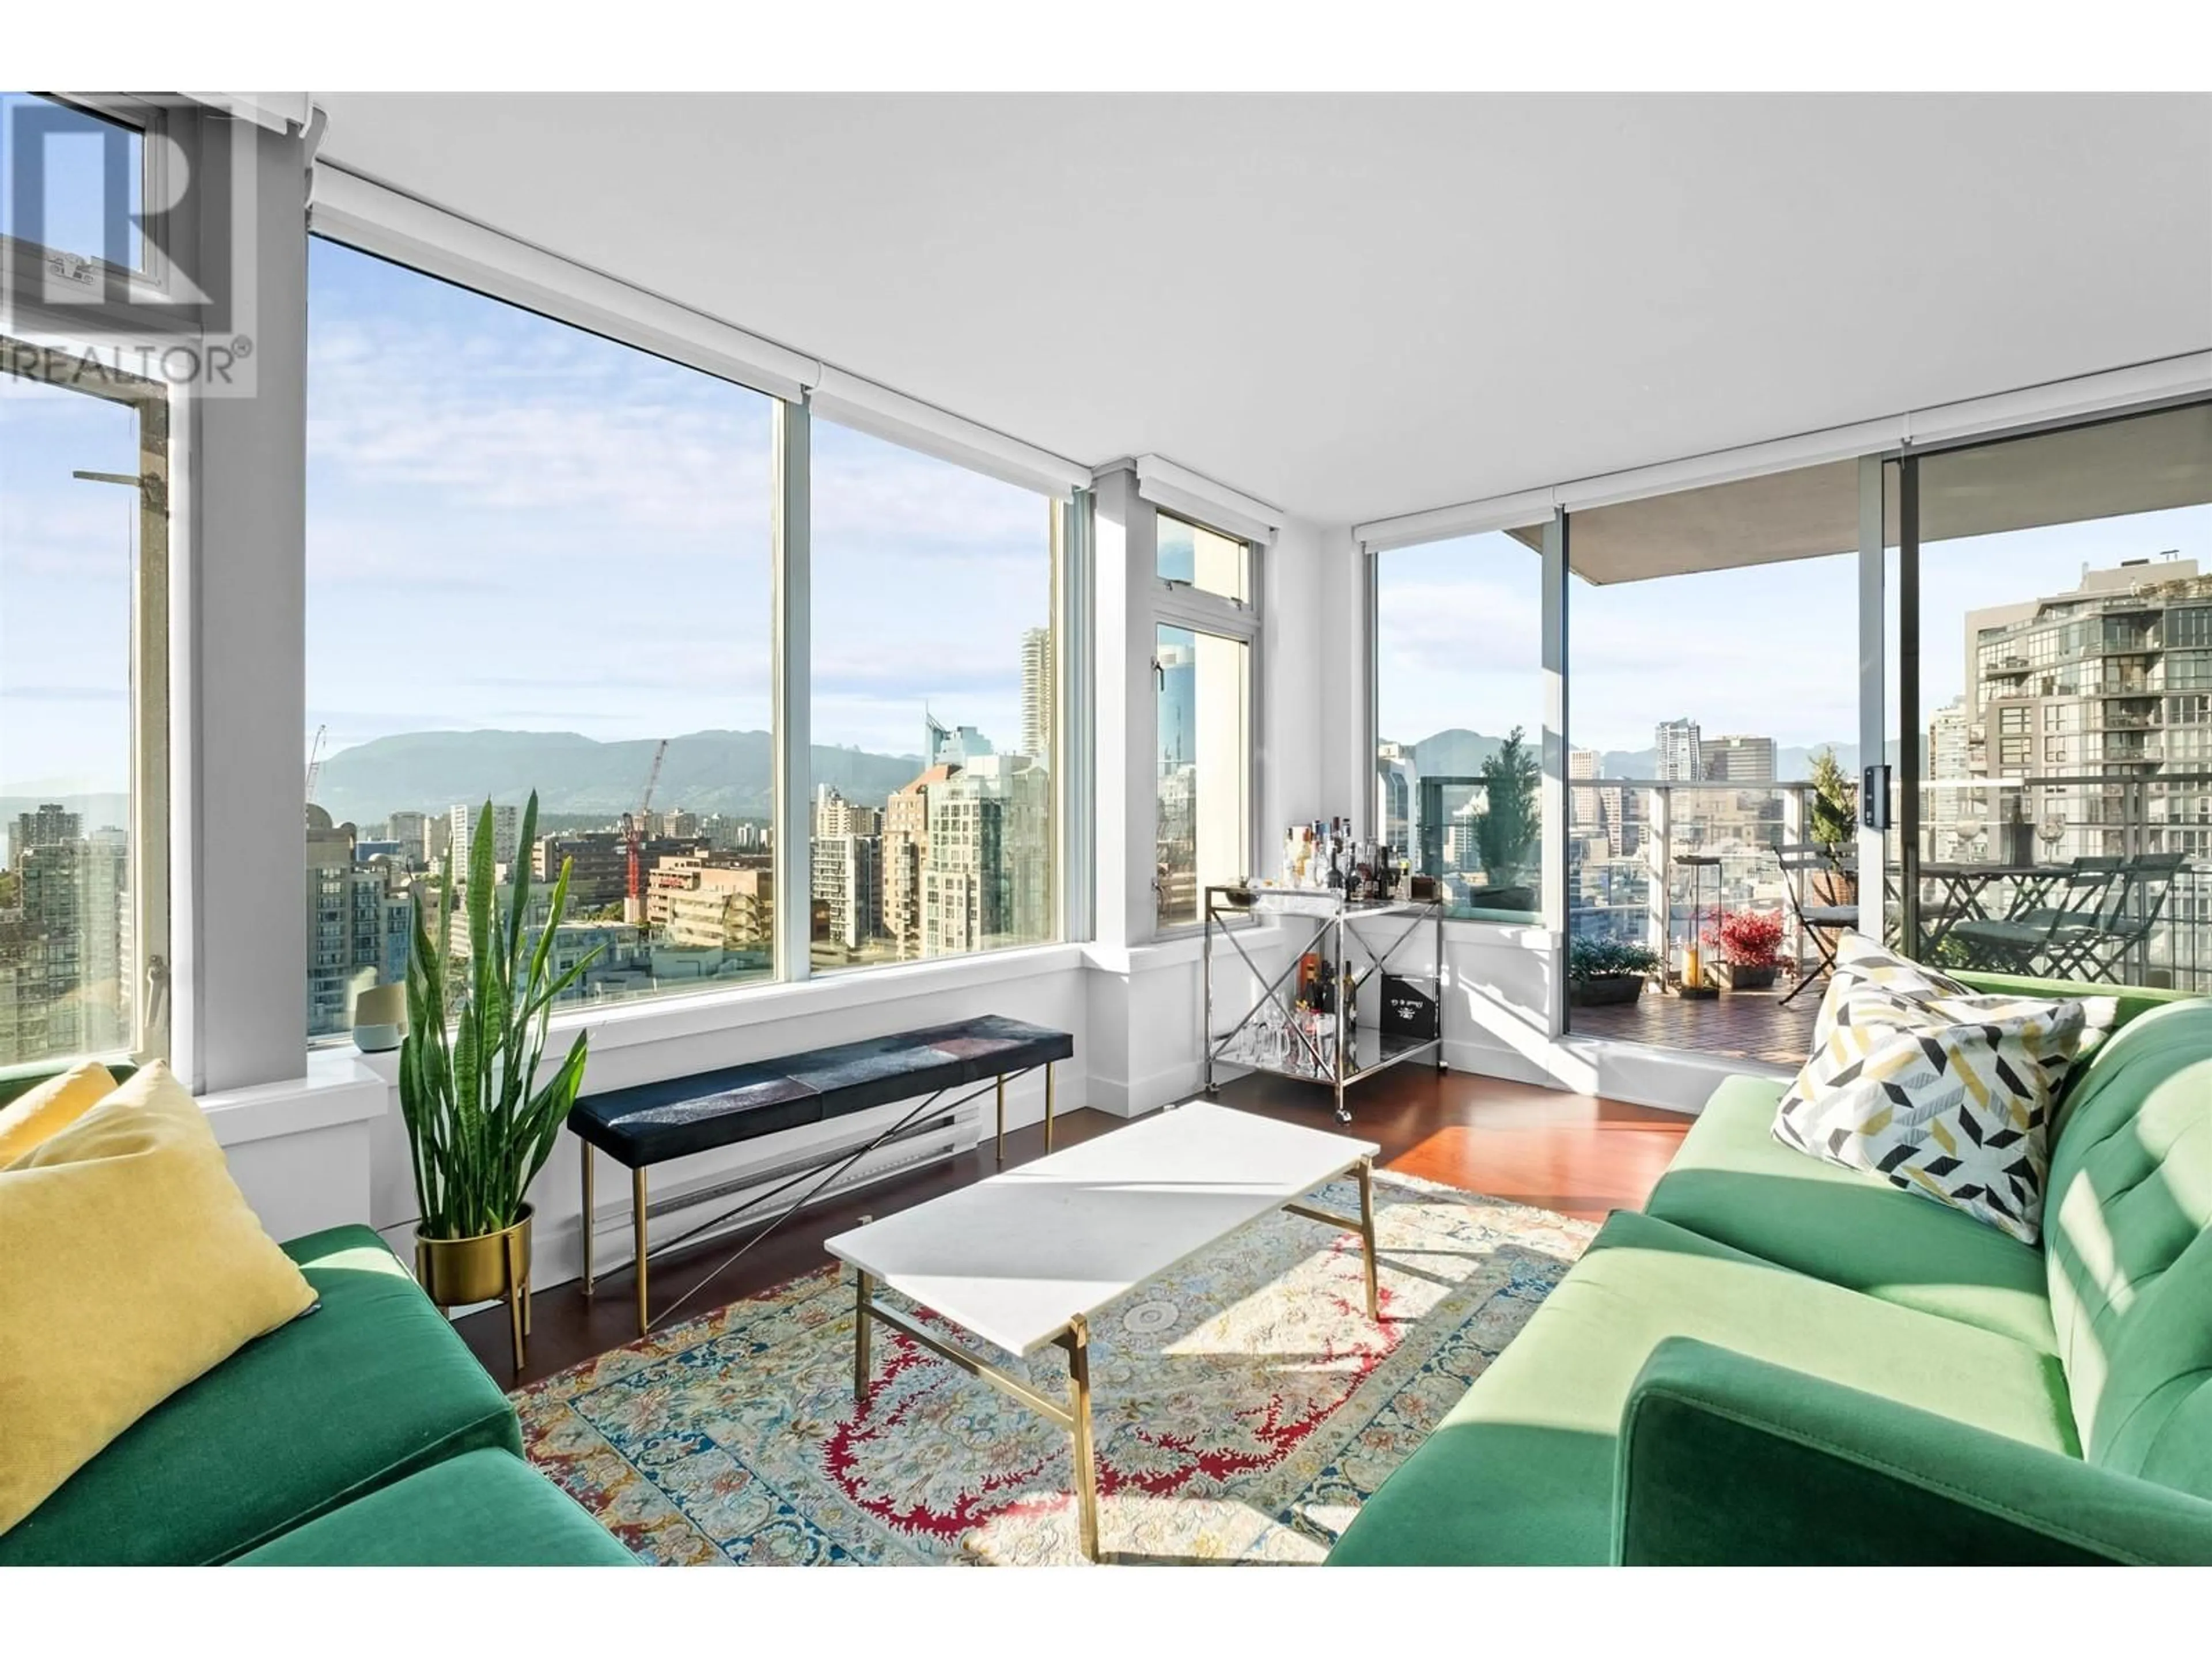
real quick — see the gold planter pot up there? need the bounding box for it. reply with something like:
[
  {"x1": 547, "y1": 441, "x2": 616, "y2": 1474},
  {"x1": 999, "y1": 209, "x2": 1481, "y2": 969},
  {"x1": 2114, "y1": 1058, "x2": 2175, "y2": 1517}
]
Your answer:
[{"x1": 415, "y1": 1206, "x2": 533, "y2": 1375}]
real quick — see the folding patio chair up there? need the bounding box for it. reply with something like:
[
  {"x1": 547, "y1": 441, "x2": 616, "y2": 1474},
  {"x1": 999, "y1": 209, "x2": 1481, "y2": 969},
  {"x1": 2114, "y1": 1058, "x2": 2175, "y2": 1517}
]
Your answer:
[
  {"x1": 2041, "y1": 852, "x2": 2186, "y2": 982},
  {"x1": 1772, "y1": 839, "x2": 1859, "y2": 1006},
  {"x1": 1948, "y1": 857, "x2": 2118, "y2": 976}
]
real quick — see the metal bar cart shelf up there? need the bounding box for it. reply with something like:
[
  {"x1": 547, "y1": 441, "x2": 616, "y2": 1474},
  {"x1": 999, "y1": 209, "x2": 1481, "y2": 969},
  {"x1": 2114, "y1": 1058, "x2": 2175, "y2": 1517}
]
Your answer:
[{"x1": 1202, "y1": 884, "x2": 1448, "y2": 1124}]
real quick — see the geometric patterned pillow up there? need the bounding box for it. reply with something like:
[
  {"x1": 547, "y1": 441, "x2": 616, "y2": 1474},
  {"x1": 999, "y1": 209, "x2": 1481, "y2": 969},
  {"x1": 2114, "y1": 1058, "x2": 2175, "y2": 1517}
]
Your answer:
[
  {"x1": 1773, "y1": 937, "x2": 2103, "y2": 1244},
  {"x1": 1808, "y1": 931, "x2": 1975, "y2": 1049}
]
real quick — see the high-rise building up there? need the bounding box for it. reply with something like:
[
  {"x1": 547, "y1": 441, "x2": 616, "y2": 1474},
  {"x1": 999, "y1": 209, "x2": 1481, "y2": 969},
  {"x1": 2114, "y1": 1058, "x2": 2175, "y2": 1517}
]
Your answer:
[
  {"x1": 3, "y1": 807, "x2": 129, "y2": 1062},
  {"x1": 1960, "y1": 556, "x2": 2211, "y2": 865},
  {"x1": 1020, "y1": 626, "x2": 1055, "y2": 759},
  {"x1": 1927, "y1": 700, "x2": 1972, "y2": 858},
  {"x1": 812, "y1": 832, "x2": 882, "y2": 957},
  {"x1": 385, "y1": 810, "x2": 431, "y2": 869},
  {"x1": 921, "y1": 762, "x2": 1040, "y2": 956},
  {"x1": 1699, "y1": 734, "x2": 1777, "y2": 785},
  {"x1": 533, "y1": 832, "x2": 629, "y2": 910},
  {"x1": 306, "y1": 805, "x2": 412, "y2": 1039},
  {"x1": 1569, "y1": 746, "x2": 1603, "y2": 834},
  {"x1": 926, "y1": 715, "x2": 993, "y2": 770},
  {"x1": 1654, "y1": 718, "x2": 1703, "y2": 781},
  {"x1": 15, "y1": 804, "x2": 81, "y2": 852},
  {"x1": 447, "y1": 802, "x2": 518, "y2": 868},
  {"x1": 812, "y1": 784, "x2": 881, "y2": 839},
  {"x1": 880, "y1": 764, "x2": 952, "y2": 958}
]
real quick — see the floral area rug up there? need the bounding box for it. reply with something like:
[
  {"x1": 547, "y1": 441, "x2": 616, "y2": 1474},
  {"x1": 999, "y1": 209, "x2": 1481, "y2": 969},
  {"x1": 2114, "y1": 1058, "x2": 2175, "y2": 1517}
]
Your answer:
[{"x1": 512, "y1": 1169, "x2": 1594, "y2": 1565}]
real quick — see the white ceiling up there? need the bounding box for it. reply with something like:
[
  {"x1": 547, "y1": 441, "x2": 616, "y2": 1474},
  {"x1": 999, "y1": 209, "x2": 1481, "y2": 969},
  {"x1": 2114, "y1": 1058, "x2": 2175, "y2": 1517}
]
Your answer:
[{"x1": 312, "y1": 92, "x2": 2212, "y2": 528}]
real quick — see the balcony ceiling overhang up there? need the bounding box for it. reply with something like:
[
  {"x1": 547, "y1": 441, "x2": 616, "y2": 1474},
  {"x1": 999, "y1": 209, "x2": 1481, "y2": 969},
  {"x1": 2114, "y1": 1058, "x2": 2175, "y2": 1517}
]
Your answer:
[
  {"x1": 311, "y1": 92, "x2": 2212, "y2": 529},
  {"x1": 1539, "y1": 400, "x2": 2212, "y2": 584}
]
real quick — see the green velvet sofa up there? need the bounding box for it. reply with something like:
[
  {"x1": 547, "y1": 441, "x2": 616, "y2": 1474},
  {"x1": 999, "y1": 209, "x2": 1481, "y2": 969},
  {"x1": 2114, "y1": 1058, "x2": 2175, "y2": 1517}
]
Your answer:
[
  {"x1": 1328, "y1": 975, "x2": 2212, "y2": 1566},
  {"x1": 0, "y1": 1225, "x2": 631, "y2": 1567}
]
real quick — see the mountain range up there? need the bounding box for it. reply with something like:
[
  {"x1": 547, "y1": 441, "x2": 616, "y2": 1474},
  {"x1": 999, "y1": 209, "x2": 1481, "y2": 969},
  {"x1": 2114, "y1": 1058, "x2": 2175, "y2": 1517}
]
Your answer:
[
  {"x1": 1397, "y1": 728, "x2": 1862, "y2": 782},
  {"x1": 313, "y1": 729, "x2": 925, "y2": 826}
]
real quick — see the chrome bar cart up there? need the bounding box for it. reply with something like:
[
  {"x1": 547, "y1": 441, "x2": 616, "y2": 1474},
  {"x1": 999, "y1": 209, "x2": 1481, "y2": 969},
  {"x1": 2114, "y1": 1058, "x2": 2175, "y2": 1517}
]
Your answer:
[{"x1": 1203, "y1": 885, "x2": 1448, "y2": 1124}]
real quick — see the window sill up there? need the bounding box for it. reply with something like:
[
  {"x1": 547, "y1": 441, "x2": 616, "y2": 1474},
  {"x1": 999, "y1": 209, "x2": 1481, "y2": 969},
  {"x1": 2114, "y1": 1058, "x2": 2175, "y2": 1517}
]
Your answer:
[
  {"x1": 1084, "y1": 923, "x2": 1288, "y2": 975},
  {"x1": 199, "y1": 1048, "x2": 389, "y2": 1147},
  {"x1": 338, "y1": 942, "x2": 1093, "y2": 1069}
]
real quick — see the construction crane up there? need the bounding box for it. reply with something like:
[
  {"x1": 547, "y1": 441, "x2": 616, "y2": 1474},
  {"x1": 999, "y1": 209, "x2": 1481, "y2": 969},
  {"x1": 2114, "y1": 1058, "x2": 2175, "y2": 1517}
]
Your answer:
[
  {"x1": 304, "y1": 724, "x2": 328, "y2": 805},
  {"x1": 622, "y1": 738, "x2": 670, "y2": 925}
]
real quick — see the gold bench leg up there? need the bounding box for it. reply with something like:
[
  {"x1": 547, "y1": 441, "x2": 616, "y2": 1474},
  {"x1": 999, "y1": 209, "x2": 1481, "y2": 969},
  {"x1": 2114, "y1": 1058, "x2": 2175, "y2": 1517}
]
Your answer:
[
  {"x1": 633, "y1": 1166, "x2": 650, "y2": 1338},
  {"x1": 995, "y1": 1074, "x2": 1006, "y2": 1166},
  {"x1": 579, "y1": 1140, "x2": 594, "y2": 1297},
  {"x1": 503, "y1": 1222, "x2": 528, "y2": 1373},
  {"x1": 1044, "y1": 1060, "x2": 1056, "y2": 1153}
]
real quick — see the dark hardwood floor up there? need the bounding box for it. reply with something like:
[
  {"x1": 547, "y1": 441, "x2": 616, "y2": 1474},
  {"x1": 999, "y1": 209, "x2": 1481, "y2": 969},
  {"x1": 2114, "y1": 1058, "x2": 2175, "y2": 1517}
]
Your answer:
[{"x1": 459, "y1": 1067, "x2": 1691, "y2": 1388}]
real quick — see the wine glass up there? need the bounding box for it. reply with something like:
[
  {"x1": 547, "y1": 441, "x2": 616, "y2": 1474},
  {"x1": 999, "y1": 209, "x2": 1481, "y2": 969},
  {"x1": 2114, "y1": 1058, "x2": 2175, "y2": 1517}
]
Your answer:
[
  {"x1": 2037, "y1": 812, "x2": 2066, "y2": 865},
  {"x1": 1956, "y1": 810, "x2": 1986, "y2": 865}
]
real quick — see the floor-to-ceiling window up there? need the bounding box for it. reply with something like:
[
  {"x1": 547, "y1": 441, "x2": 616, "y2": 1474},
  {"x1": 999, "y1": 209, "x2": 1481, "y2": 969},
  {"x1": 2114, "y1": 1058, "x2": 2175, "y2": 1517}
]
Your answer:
[
  {"x1": 1901, "y1": 402, "x2": 2212, "y2": 990},
  {"x1": 304, "y1": 237, "x2": 777, "y2": 1040}
]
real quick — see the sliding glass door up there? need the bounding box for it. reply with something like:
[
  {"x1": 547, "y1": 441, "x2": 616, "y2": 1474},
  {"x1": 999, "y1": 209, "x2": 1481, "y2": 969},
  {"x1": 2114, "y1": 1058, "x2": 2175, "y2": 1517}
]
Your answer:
[
  {"x1": 1562, "y1": 460, "x2": 1868, "y2": 1065},
  {"x1": 1895, "y1": 403, "x2": 2212, "y2": 990}
]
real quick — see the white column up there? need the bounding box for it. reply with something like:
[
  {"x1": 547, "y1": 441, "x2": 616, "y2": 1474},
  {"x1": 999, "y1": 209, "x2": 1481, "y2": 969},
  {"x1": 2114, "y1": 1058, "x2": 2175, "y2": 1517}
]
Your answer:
[
  {"x1": 771, "y1": 397, "x2": 810, "y2": 982},
  {"x1": 176, "y1": 119, "x2": 311, "y2": 1093}
]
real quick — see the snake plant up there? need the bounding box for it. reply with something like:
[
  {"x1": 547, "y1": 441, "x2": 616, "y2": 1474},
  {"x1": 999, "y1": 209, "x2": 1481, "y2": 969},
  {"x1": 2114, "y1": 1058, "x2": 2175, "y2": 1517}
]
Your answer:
[{"x1": 399, "y1": 793, "x2": 599, "y2": 1240}]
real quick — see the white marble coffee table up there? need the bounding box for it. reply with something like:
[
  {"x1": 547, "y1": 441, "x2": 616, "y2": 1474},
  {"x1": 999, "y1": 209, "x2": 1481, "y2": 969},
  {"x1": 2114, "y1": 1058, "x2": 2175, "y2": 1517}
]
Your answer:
[{"x1": 823, "y1": 1101, "x2": 1384, "y2": 1560}]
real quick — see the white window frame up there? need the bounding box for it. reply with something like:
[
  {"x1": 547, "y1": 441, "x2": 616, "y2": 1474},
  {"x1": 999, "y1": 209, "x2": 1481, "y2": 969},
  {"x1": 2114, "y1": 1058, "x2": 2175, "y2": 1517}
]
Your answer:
[
  {"x1": 1146, "y1": 500, "x2": 1264, "y2": 937},
  {"x1": 0, "y1": 317, "x2": 172, "y2": 1070}
]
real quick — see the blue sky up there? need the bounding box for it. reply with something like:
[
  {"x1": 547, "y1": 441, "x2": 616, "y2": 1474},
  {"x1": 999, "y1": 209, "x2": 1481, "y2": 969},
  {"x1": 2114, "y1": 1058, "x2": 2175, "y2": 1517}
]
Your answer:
[
  {"x1": 0, "y1": 368, "x2": 139, "y2": 800},
  {"x1": 304, "y1": 239, "x2": 1053, "y2": 774}
]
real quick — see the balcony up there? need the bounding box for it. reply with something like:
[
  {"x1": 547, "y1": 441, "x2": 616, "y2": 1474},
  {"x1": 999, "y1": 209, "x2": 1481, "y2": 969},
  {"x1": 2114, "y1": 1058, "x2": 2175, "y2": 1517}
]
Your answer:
[
  {"x1": 1567, "y1": 780, "x2": 1834, "y2": 1068},
  {"x1": 1566, "y1": 775, "x2": 2212, "y2": 1069}
]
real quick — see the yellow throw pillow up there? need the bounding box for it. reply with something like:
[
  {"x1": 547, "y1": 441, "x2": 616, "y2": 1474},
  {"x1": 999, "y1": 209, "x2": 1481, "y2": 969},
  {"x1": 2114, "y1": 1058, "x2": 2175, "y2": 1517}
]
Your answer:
[
  {"x1": 0, "y1": 1062, "x2": 119, "y2": 1165},
  {"x1": 0, "y1": 1063, "x2": 318, "y2": 1536}
]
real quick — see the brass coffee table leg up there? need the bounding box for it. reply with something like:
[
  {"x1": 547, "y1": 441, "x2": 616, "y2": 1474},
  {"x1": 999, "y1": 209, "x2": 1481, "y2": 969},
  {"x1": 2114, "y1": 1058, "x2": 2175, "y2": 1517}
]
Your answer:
[
  {"x1": 853, "y1": 1268, "x2": 874, "y2": 1402},
  {"x1": 1357, "y1": 1156, "x2": 1380, "y2": 1322},
  {"x1": 850, "y1": 1290, "x2": 1105, "y2": 1561},
  {"x1": 1059, "y1": 1313, "x2": 1099, "y2": 1560}
]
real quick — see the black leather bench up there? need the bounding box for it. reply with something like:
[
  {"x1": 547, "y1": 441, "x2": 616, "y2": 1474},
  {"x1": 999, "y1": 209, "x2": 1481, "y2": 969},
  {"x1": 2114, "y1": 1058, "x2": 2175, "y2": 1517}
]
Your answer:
[{"x1": 568, "y1": 1014, "x2": 1074, "y2": 1333}]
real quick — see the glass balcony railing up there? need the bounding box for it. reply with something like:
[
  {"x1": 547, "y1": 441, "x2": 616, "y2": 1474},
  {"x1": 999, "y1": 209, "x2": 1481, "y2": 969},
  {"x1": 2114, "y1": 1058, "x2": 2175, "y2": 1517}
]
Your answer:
[{"x1": 1566, "y1": 771, "x2": 2212, "y2": 1065}]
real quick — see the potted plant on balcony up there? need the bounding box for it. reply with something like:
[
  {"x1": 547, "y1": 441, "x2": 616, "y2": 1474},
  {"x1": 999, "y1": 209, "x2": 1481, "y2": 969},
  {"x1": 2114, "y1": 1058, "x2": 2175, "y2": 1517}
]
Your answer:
[
  {"x1": 1567, "y1": 938, "x2": 1664, "y2": 1006},
  {"x1": 1469, "y1": 726, "x2": 1542, "y2": 912},
  {"x1": 399, "y1": 793, "x2": 599, "y2": 1372},
  {"x1": 1705, "y1": 907, "x2": 1785, "y2": 991},
  {"x1": 1806, "y1": 746, "x2": 1859, "y2": 906}
]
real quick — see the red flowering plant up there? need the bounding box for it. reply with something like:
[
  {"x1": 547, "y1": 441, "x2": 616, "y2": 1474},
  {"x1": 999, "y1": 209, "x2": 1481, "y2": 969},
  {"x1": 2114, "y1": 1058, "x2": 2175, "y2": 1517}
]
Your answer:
[{"x1": 1705, "y1": 907, "x2": 1785, "y2": 968}]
